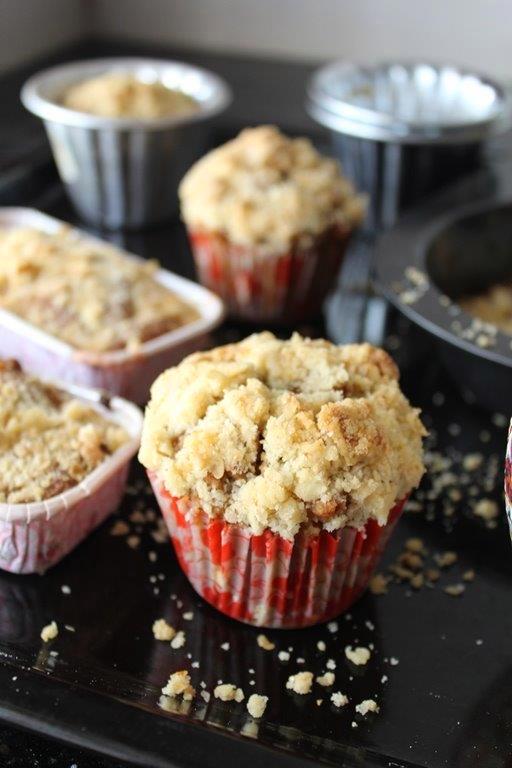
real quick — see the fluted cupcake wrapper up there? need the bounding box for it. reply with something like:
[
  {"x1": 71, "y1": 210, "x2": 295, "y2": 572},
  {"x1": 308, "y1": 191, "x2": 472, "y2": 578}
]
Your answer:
[
  {"x1": 504, "y1": 419, "x2": 512, "y2": 538},
  {"x1": 187, "y1": 225, "x2": 354, "y2": 323},
  {"x1": 149, "y1": 471, "x2": 405, "y2": 628}
]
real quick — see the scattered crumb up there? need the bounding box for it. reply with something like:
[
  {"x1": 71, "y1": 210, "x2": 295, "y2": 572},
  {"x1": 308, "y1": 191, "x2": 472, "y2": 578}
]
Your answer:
[
  {"x1": 345, "y1": 646, "x2": 371, "y2": 666},
  {"x1": 492, "y1": 413, "x2": 507, "y2": 428},
  {"x1": 220, "y1": 642, "x2": 230, "y2": 651},
  {"x1": 247, "y1": 693, "x2": 268, "y2": 718},
  {"x1": 316, "y1": 640, "x2": 326, "y2": 652},
  {"x1": 171, "y1": 631, "x2": 186, "y2": 649},
  {"x1": 316, "y1": 672, "x2": 335, "y2": 687},
  {"x1": 331, "y1": 691, "x2": 349, "y2": 708},
  {"x1": 286, "y1": 671, "x2": 313, "y2": 695},
  {"x1": 351, "y1": 721, "x2": 358, "y2": 728},
  {"x1": 327, "y1": 621, "x2": 338, "y2": 633},
  {"x1": 214, "y1": 684, "x2": 244, "y2": 703},
  {"x1": 463, "y1": 453, "x2": 483, "y2": 472},
  {"x1": 61, "y1": 585, "x2": 71, "y2": 595},
  {"x1": 64, "y1": 624, "x2": 75, "y2": 632},
  {"x1": 355, "y1": 699, "x2": 380, "y2": 716},
  {"x1": 476, "y1": 639, "x2": 483, "y2": 646},
  {"x1": 152, "y1": 618, "x2": 176, "y2": 642},
  {"x1": 326, "y1": 658, "x2": 336, "y2": 670},
  {"x1": 425, "y1": 568, "x2": 440, "y2": 582},
  {"x1": 410, "y1": 573, "x2": 424, "y2": 590},
  {"x1": 257, "y1": 634, "x2": 275, "y2": 651},
  {"x1": 278, "y1": 650, "x2": 290, "y2": 662},
  {"x1": 473, "y1": 499, "x2": 498, "y2": 521},
  {"x1": 200, "y1": 690, "x2": 211, "y2": 703},
  {"x1": 110, "y1": 520, "x2": 130, "y2": 536},
  {"x1": 162, "y1": 670, "x2": 195, "y2": 701},
  {"x1": 444, "y1": 583, "x2": 466, "y2": 597},
  {"x1": 126, "y1": 535, "x2": 140, "y2": 549},
  {"x1": 463, "y1": 569, "x2": 475, "y2": 582},
  {"x1": 369, "y1": 573, "x2": 388, "y2": 595},
  {"x1": 389, "y1": 657, "x2": 399, "y2": 666},
  {"x1": 182, "y1": 611, "x2": 194, "y2": 621},
  {"x1": 381, "y1": 675, "x2": 388, "y2": 684},
  {"x1": 40, "y1": 621, "x2": 58, "y2": 642},
  {"x1": 434, "y1": 551, "x2": 458, "y2": 568},
  {"x1": 148, "y1": 551, "x2": 158, "y2": 562}
]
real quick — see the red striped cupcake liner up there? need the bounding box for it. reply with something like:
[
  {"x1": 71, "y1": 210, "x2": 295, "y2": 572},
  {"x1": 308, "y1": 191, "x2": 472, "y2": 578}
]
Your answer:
[
  {"x1": 149, "y1": 471, "x2": 405, "y2": 628},
  {"x1": 187, "y1": 225, "x2": 354, "y2": 323}
]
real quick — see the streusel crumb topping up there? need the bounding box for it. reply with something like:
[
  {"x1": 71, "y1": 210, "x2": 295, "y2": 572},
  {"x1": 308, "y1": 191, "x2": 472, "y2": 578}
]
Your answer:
[
  {"x1": 0, "y1": 227, "x2": 198, "y2": 353},
  {"x1": 63, "y1": 73, "x2": 198, "y2": 119},
  {"x1": 0, "y1": 360, "x2": 128, "y2": 504},
  {"x1": 179, "y1": 126, "x2": 365, "y2": 251},
  {"x1": 139, "y1": 333, "x2": 425, "y2": 539}
]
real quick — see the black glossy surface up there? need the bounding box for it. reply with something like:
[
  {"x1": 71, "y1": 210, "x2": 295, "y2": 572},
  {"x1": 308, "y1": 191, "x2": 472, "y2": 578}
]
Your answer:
[{"x1": 0, "y1": 170, "x2": 511, "y2": 768}]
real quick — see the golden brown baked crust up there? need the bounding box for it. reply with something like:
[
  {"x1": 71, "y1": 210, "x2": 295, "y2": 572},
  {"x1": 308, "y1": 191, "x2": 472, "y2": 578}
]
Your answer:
[
  {"x1": 62, "y1": 73, "x2": 198, "y2": 119},
  {"x1": 0, "y1": 360, "x2": 128, "y2": 504},
  {"x1": 179, "y1": 126, "x2": 365, "y2": 251},
  {"x1": 139, "y1": 333, "x2": 425, "y2": 538},
  {"x1": 0, "y1": 227, "x2": 198, "y2": 353}
]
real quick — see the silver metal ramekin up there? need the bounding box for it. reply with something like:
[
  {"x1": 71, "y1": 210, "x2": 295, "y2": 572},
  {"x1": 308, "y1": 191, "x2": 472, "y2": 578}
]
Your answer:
[
  {"x1": 21, "y1": 58, "x2": 232, "y2": 229},
  {"x1": 307, "y1": 61, "x2": 512, "y2": 231}
]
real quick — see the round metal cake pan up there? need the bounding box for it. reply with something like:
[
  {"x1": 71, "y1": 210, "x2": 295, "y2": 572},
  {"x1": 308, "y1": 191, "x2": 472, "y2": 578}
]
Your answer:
[
  {"x1": 307, "y1": 61, "x2": 512, "y2": 231},
  {"x1": 374, "y1": 163, "x2": 512, "y2": 412}
]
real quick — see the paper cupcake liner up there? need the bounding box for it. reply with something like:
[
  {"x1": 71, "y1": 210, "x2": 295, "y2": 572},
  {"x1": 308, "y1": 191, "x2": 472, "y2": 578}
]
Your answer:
[
  {"x1": 149, "y1": 472, "x2": 405, "y2": 628},
  {"x1": 504, "y1": 419, "x2": 512, "y2": 538},
  {"x1": 187, "y1": 225, "x2": 354, "y2": 323},
  {"x1": 0, "y1": 465, "x2": 129, "y2": 575}
]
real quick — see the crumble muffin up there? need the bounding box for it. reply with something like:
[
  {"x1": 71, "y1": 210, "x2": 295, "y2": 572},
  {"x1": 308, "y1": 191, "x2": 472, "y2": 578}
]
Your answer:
[
  {"x1": 0, "y1": 360, "x2": 128, "y2": 504},
  {"x1": 62, "y1": 73, "x2": 198, "y2": 119},
  {"x1": 179, "y1": 125, "x2": 365, "y2": 251},
  {"x1": 0, "y1": 227, "x2": 198, "y2": 353},
  {"x1": 179, "y1": 126, "x2": 365, "y2": 321},
  {"x1": 140, "y1": 332, "x2": 425, "y2": 539}
]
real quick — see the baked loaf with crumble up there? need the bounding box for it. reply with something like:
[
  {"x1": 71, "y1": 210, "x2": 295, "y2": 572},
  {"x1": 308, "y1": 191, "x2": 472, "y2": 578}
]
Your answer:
[
  {"x1": 179, "y1": 125, "x2": 366, "y2": 252},
  {"x1": 0, "y1": 227, "x2": 198, "y2": 353},
  {"x1": 0, "y1": 360, "x2": 128, "y2": 504},
  {"x1": 139, "y1": 333, "x2": 425, "y2": 539}
]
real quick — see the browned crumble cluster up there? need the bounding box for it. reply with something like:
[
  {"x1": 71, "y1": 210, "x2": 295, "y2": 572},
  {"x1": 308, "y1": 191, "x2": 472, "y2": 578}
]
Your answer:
[{"x1": 140, "y1": 332, "x2": 425, "y2": 539}]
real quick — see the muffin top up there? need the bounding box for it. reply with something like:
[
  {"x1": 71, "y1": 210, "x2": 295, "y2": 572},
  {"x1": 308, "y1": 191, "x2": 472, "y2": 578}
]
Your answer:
[
  {"x1": 62, "y1": 73, "x2": 198, "y2": 119},
  {"x1": 0, "y1": 360, "x2": 129, "y2": 504},
  {"x1": 179, "y1": 126, "x2": 366, "y2": 251},
  {"x1": 0, "y1": 227, "x2": 199, "y2": 353},
  {"x1": 139, "y1": 333, "x2": 425, "y2": 539}
]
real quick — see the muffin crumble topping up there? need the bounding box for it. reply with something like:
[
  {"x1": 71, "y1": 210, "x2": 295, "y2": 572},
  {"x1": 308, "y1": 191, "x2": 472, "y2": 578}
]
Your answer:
[
  {"x1": 179, "y1": 126, "x2": 365, "y2": 251},
  {"x1": 140, "y1": 333, "x2": 425, "y2": 539},
  {"x1": 63, "y1": 73, "x2": 199, "y2": 120}
]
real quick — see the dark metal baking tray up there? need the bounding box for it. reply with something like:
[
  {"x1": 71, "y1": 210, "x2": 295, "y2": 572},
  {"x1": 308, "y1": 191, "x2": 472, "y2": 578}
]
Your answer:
[
  {"x1": 374, "y1": 159, "x2": 512, "y2": 411},
  {"x1": 0, "y1": 161, "x2": 510, "y2": 768}
]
